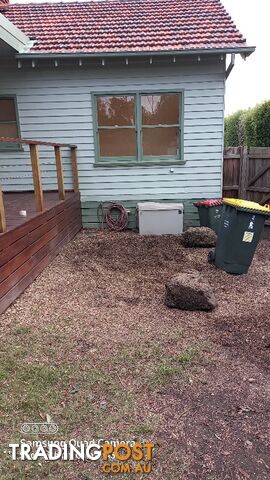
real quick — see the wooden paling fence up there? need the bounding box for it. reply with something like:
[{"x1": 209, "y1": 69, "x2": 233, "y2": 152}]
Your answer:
[{"x1": 223, "y1": 146, "x2": 270, "y2": 239}]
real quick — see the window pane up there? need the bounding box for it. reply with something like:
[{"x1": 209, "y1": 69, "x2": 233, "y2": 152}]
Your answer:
[
  {"x1": 0, "y1": 99, "x2": 16, "y2": 122},
  {"x1": 99, "y1": 128, "x2": 136, "y2": 157},
  {"x1": 0, "y1": 123, "x2": 18, "y2": 137},
  {"x1": 141, "y1": 94, "x2": 180, "y2": 125},
  {"x1": 97, "y1": 96, "x2": 135, "y2": 126},
  {"x1": 142, "y1": 127, "x2": 179, "y2": 156}
]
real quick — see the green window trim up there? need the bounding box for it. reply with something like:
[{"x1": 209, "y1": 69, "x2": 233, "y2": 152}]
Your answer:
[
  {"x1": 93, "y1": 91, "x2": 184, "y2": 167},
  {"x1": 0, "y1": 95, "x2": 22, "y2": 152}
]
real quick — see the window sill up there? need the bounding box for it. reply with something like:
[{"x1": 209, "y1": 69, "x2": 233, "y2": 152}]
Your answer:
[
  {"x1": 0, "y1": 146, "x2": 24, "y2": 153},
  {"x1": 94, "y1": 160, "x2": 186, "y2": 168}
]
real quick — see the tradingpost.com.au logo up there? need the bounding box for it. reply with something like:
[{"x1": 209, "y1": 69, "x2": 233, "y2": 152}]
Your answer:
[{"x1": 8, "y1": 422, "x2": 155, "y2": 475}]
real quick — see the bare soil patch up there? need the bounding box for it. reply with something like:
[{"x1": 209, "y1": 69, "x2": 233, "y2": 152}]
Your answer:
[{"x1": 0, "y1": 230, "x2": 269, "y2": 480}]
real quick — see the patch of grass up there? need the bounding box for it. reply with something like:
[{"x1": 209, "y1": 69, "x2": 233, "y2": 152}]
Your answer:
[
  {"x1": 19, "y1": 364, "x2": 63, "y2": 385},
  {"x1": 0, "y1": 360, "x2": 69, "y2": 417},
  {"x1": 0, "y1": 355, "x2": 17, "y2": 381},
  {"x1": 13, "y1": 325, "x2": 32, "y2": 335},
  {"x1": 152, "y1": 342, "x2": 212, "y2": 386},
  {"x1": 0, "y1": 298, "x2": 212, "y2": 480},
  {"x1": 177, "y1": 346, "x2": 200, "y2": 365},
  {"x1": 156, "y1": 365, "x2": 176, "y2": 384},
  {"x1": 177, "y1": 342, "x2": 211, "y2": 365},
  {"x1": 132, "y1": 422, "x2": 156, "y2": 435},
  {"x1": 0, "y1": 344, "x2": 140, "y2": 478},
  {"x1": 16, "y1": 365, "x2": 66, "y2": 415},
  {"x1": 0, "y1": 455, "x2": 80, "y2": 480}
]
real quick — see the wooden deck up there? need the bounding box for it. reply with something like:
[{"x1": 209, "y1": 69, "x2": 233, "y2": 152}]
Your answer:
[{"x1": 0, "y1": 191, "x2": 82, "y2": 314}]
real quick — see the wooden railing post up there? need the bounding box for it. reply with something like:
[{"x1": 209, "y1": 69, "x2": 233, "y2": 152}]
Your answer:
[
  {"x1": 0, "y1": 137, "x2": 79, "y2": 214},
  {"x1": 0, "y1": 183, "x2": 6, "y2": 233},
  {"x1": 30, "y1": 144, "x2": 44, "y2": 212},
  {"x1": 71, "y1": 147, "x2": 79, "y2": 193},
  {"x1": 54, "y1": 146, "x2": 65, "y2": 200}
]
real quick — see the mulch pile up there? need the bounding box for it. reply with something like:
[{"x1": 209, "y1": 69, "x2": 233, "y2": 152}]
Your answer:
[{"x1": 1, "y1": 230, "x2": 270, "y2": 480}]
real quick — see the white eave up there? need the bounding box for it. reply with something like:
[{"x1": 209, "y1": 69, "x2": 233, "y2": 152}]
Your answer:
[{"x1": 0, "y1": 12, "x2": 33, "y2": 53}]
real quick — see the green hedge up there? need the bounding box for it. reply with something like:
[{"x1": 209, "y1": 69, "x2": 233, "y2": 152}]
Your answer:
[{"x1": 224, "y1": 100, "x2": 270, "y2": 147}]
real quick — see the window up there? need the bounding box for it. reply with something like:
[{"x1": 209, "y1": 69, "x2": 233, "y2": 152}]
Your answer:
[
  {"x1": 94, "y1": 92, "x2": 183, "y2": 165},
  {"x1": 97, "y1": 95, "x2": 136, "y2": 159},
  {"x1": 0, "y1": 97, "x2": 20, "y2": 150}
]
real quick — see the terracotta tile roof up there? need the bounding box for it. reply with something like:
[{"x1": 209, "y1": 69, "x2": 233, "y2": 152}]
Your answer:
[{"x1": 3, "y1": 0, "x2": 250, "y2": 55}]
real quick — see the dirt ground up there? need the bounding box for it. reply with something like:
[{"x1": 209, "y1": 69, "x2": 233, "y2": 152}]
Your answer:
[{"x1": 0, "y1": 230, "x2": 270, "y2": 480}]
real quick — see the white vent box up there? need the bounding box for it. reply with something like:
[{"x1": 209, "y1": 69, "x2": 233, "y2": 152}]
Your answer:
[{"x1": 137, "y1": 202, "x2": 184, "y2": 235}]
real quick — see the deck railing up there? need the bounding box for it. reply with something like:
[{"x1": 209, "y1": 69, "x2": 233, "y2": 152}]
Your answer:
[{"x1": 0, "y1": 136, "x2": 79, "y2": 233}]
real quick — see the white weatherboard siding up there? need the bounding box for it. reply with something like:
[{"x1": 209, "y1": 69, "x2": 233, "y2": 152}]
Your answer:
[{"x1": 0, "y1": 59, "x2": 225, "y2": 202}]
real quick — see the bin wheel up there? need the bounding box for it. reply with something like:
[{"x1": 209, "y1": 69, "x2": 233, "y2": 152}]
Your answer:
[{"x1": 208, "y1": 250, "x2": 215, "y2": 264}]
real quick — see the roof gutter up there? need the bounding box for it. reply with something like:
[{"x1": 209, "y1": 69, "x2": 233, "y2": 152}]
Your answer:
[
  {"x1": 225, "y1": 53, "x2": 236, "y2": 79},
  {"x1": 15, "y1": 46, "x2": 256, "y2": 59}
]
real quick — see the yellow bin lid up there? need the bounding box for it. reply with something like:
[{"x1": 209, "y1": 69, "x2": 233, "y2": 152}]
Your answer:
[{"x1": 223, "y1": 198, "x2": 270, "y2": 214}]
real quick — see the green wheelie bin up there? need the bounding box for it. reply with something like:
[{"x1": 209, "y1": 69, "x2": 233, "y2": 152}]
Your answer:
[
  {"x1": 212, "y1": 198, "x2": 270, "y2": 274},
  {"x1": 194, "y1": 199, "x2": 223, "y2": 233}
]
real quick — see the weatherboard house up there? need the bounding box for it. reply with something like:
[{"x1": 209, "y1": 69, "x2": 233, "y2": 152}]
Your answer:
[{"x1": 0, "y1": 0, "x2": 254, "y2": 228}]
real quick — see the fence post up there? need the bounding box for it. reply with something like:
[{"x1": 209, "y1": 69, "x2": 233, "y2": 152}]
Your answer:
[
  {"x1": 0, "y1": 183, "x2": 6, "y2": 233},
  {"x1": 30, "y1": 144, "x2": 44, "y2": 212},
  {"x1": 239, "y1": 146, "x2": 249, "y2": 199},
  {"x1": 54, "y1": 146, "x2": 65, "y2": 200},
  {"x1": 71, "y1": 147, "x2": 79, "y2": 193}
]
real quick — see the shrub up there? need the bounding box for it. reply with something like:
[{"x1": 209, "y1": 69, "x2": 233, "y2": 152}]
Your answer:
[
  {"x1": 251, "y1": 101, "x2": 270, "y2": 147},
  {"x1": 224, "y1": 110, "x2": 244, "y2": 146},
  {"x1": 224, "y1": 100, "x2": 270, "y2": 147}
]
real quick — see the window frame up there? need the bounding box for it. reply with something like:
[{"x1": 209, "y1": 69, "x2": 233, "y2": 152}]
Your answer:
[
  {"x1": 93, "y1": 90, "x2": 184, "y2": 167},
  {"x1": 0, "y1": 95, "x2": 22, "y2": 151},
  {"x1": 95, "y1": 94, "x2": 137, "y2": 162}
]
